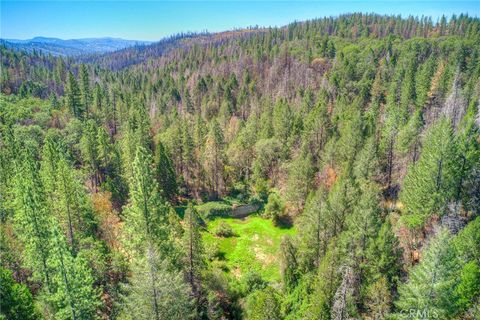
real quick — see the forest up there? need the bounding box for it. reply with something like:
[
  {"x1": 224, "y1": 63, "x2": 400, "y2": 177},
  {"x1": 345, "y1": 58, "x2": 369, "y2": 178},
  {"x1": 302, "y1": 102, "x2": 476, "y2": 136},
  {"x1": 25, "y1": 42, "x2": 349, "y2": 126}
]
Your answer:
[{"x1": 1, "y1": 13, "x2": 480, "y2": 320}]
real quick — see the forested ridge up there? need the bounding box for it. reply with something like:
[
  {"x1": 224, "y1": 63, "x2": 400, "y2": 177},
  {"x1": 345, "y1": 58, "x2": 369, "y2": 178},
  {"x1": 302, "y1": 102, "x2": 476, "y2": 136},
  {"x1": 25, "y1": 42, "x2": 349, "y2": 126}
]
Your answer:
[{"x1": 1, "y1": 13, "x2": 480, "y2": 319}]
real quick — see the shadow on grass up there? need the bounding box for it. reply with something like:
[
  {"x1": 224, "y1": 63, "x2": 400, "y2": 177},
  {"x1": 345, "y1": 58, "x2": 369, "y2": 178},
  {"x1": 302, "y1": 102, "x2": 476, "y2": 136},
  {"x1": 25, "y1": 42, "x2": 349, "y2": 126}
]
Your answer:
[
  {"x1": 216, "y1": 251, "x2": 227, "y2": 261},
  {"x1": 275, "y1": 215, "x2": 294, "y2": 229}
]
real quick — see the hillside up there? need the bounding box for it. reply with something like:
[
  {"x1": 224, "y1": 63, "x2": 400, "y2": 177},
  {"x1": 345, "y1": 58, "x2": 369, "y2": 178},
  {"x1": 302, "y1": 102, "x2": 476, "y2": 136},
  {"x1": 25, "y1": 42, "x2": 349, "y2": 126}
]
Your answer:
[
  {"x1": 1, "y1": 36, "x2": 152, "y2": 56},
  {"x1": 1, "y1": 13, "x2": 479, "y2": 320}
]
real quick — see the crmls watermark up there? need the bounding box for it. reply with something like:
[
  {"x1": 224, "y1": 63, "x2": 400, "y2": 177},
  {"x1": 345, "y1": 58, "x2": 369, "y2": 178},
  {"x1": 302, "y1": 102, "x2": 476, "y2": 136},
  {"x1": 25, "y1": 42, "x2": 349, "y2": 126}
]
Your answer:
[{"x1": 399, "y1": 308, "x2": 439, "y2": 319}]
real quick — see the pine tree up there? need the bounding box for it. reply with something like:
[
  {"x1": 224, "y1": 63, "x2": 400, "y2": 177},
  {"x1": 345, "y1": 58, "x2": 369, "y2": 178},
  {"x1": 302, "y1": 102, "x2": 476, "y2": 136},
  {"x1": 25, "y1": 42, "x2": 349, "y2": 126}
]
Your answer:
[
  {"x1": 273, "y1": 99, "x2": 295, "y2": 156},
  {"x1": 49, "y1": 92, "x2": 59, "y2": 110},
  {"x1": 93, "y1": 83, "x2": 103, "y2": 112},
  {"x1": 155, "y1": 141, "x2": 177, "y2": 202},
  {"x1": 380, "y1": 69, "x2": 403, "y2": 192},
  {"x1": 331, "y1": 265, "x2": 358, "y2": 320},
  {"x1": 80, "y1": 119, "x2": 100, "y2": 190},
  {"x1": 96, "y1": 126, "x2": 127, "y2": 205},
  {"x1": 124, "y1": 146, "x2": 170, "y2": 255},
  {"x1": 342, "y1": 181, "x2": 380, "y2": 266},
  {"x1": 122, "y1": 146, "x2": 186, "y2": 318},
  {"x1": 286, "y1": 151, "x2": 314, "y2": 212},
  {"x1": 42, "y1": 139, "x2": 96, "y2": 253},
  {"x1": 66, "y1": 71, "x2": 83, "y2": 119},
  {"x1": 327, "y1": 177, "x2": 358, "y2": 237},
  {"x1": 456, "y1": 100, "x2": 480, "y2": 211},
  {"x1": 203, "y1": 120, "x2": 224, "y2": 199},
  {"x1": 310, "y1": 243, "x2": 342, "y2": 320},
  {"x1": 400, "y1": 118, "x2": 460, "y2": 227},
  {"x1": 281, "y1": 235, "x2": 299, "y2": 293},
  {"x1": 181, "y1": 119, "x2": 195, "y2": 188},
  {"x1": 79, "y1": 64, "x2": 91, "y2": 116},
  {"x1": 396, "y1": 229, "x2": 458, "y2": 319},
  {"x1": 48, "y1": 224, "x2": 99, "y2": 320},
  {"x1": 451, "y1": 217, "x2": 480, "y2": 316},
  {"x1": 353, "y1": 136, "x2": 379, "y2": 182},
  {"x1": 0, "y1": 125, "x2": 19, "y2": 217},
  {"x1": 120, "y1": 122, "x2": 138, "y2": 183},
  {"x1": 297, "y1": 187, "x2": 332, "y2": 270},
  {"x1": 54, "y1": 58, "x2": 66, "y2": 94},
  {"x1": 40, "y1": 132, "x2": 63, "y2": 197},
  {"x1": 302, "y1": 91, "x2": 331, "y2": 160},
  {"x1": 13, "y1": 149, "x2": 99, "y2": 319},
  {"x1": 182, "y1": 203, "x2": 205, "y2": 314},
  {"x1": 13, "y1": 150, "x2": 53, "y2": 290},
  {"x1": 54, "y1": 156, "x2": 95, "y2": 252},
  {"x1": 364, "y1": 277, "x2": 392, "y2": 319},
  {"x1": 395, "y1": 110, "x2": 423, "y2": 162},
  {"x1": 366, "y1": 219, "x2": 403, "y2": 290},
  {"x1": 120, "y1": 107, "x2": 152, "y2": 183},
  {"x1": 245, "y1": 287, "x2": 282, "y2": 320},
  {"x1": 121, "y1": 250, "x2": 193, "y2": 320}
]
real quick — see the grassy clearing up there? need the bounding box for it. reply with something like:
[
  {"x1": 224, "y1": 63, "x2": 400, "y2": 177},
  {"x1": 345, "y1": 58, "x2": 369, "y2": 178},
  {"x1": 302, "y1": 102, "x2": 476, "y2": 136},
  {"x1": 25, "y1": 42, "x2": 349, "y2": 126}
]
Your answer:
[{"x1": 203, "y1": 215, "x2": 295, "y2": 283}]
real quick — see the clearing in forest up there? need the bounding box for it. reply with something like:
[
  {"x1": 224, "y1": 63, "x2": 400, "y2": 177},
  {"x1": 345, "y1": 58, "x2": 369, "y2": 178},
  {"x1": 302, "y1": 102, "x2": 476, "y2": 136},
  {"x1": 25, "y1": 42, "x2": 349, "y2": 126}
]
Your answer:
[{"x1": 203, "y1": 215, "x2": 295, "y2": 283}]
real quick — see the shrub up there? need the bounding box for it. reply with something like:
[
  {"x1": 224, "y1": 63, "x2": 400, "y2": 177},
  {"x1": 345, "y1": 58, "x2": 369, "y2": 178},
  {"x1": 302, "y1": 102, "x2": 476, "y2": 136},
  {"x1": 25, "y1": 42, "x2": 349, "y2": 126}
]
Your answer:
[
  {"x1": 196, "y1": 201, "x2": 232, "y2": 219},
  {"x1": 245, "y1": 287, "x2": 282, "y2": 320},
  {"x1": 205, "y1": 242, "x2": 222, "y2": 261},
  {"x1": 241, "y1": 271, "x2": 267, "y2": 295},
  {"x1": 264, "y1": 192, "x2": 285, "y2": 226},
  {"x1": 214, "y1": 221, "x2": 235, "y2": 238}
]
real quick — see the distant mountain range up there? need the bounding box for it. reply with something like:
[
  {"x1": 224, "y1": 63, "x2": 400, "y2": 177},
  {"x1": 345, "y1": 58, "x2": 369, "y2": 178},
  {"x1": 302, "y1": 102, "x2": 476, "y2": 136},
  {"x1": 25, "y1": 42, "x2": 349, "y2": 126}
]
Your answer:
[{"x1": 1, "y1": 37, "x2": 153, "y2": 56}]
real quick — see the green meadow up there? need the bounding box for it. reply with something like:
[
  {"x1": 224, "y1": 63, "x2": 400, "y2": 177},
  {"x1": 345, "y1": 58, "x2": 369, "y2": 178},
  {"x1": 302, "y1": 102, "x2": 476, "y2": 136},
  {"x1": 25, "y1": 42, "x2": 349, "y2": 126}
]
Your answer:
[{"x1": 203, "y1": 215, "x2": 295, "y2": 283}]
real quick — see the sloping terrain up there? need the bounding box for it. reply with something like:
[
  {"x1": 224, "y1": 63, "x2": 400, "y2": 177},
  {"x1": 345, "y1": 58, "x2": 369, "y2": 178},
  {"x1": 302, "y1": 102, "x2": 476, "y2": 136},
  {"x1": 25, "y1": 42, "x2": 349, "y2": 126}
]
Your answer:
[{"x1": 1, "y1": 36, "x2": 152, "y2": 56}]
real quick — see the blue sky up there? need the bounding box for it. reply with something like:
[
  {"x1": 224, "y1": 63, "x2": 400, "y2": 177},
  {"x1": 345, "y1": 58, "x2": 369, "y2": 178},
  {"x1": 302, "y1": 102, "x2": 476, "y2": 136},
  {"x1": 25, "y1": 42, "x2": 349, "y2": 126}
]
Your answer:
[{"x1": 1, "y1": 1, "x2": 479, "y2": 41}]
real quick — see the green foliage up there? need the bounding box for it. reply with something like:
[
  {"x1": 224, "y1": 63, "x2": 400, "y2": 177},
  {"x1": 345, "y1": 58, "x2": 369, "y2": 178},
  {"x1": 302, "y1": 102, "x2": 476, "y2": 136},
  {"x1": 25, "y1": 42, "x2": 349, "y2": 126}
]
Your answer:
[
  {"x1": 47, "y1": 225, "x2": 99, "y2": 320},
  {"x1": 196, "y1": 201, "x2": 232, "y2": 220},
  {"x1": 155, "y1": 141, "x2": 177, "y2": 202},
  {"x1": 124, "y1": 146, "x2": 170, "y2": 254},
  {"x1": 245, "y1": 287, "x2": 282, "y2": 320},
  {"x1": 395, "y1": 110, "x2": 422, "y2": 157},
  {"x1": 13, "y1": 149, "x2": 53, "y2": 287},
  {"x1": 12, "y1": 148, "x2": 100, "y2": 319},
  {"x1": 80, "y1": 119, "x2": 99, "y2": 188},
  {"x1": 204, "y1": 120, "x2": 225, "y2": 199},
  {"x1": 341, "y1": 181, "x2": 381, "y2": 264},
  {"x1": 214, "y1": 221, "x2": 235, "y2": 238},
  {"x1": 364, "y1": 277, "x2": 392, "y2": 319},
  {"x1": 280, "y1": 236, "x2": 299, "y2": 293},
  {"x1": 451, "y1": 217, "x2": 480, "y2": 315},
  {"x1": 286, "y1": 152, "x2": 314, "y2": 211},
  {"x1": 120, "y1": 251, "x2": 193, "y2": 320},
  {"x1": 182, "y1": 203, "x2": 206, "y2": 315},
  {"x1": 296, "y1": 187, "x2": 331, "y2": 270},
  {"x1": 400, "y1": 118, "x2": 460, "y2": 227},
  {"x1": 203, "y1": 216, "x2": 295, "y2": 282},
  {"x1": 455, "y1": 261, "x2": 480, "y2": 311},
  {"x1": 308, "y1": 244, "x2": 341, "y2": 320},
  {"x1": 66, "y1": 71, "x2": 83, "y2": 119},
  {"x1": 263, "y1": 192, "x2": 285, "y2": 226},
  {"x1": 366, "y1": 219, "x2": 403, "y2": 290},
  {"x1": 252, "y1": 138, "x2": 282, "y2": 181},
  {"x1": 79, "y1": 64, "x2": 91, "y2": 114},
  {"x1": 0, "y1": 267, "x2": 39, "y2": 320},
  {"x1": 396, "y1": 229, "x2": 457, "y2": 319}
]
